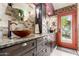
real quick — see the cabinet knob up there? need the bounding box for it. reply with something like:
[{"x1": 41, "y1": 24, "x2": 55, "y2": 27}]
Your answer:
[
  {"x1": 32, "y1": 43, "x2": 34, "y2": 46},
  {"x1": 22, "y1": 43, "x2": 27, "y2": 47},
  {"x1": 32, "y1": 53, "x2": 34, "y2": 56}
]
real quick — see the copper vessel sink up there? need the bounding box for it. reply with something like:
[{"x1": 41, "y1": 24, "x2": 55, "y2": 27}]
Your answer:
[{"x1": 12, "y1": 30, "x2": 32, "y2": 38}]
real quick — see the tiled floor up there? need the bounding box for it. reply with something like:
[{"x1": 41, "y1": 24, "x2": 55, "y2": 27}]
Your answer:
[{"x1": 50, "y1": 46, "x2": 79, "y2": 56}]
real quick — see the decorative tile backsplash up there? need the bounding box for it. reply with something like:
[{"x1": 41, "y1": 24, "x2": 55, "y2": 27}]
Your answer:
[{"x1": 42, "y1": 17, "x2": 48, "y2": 34}]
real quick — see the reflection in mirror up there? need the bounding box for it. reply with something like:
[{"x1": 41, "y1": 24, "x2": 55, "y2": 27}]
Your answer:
[{"x1": 6, "y1": 3, "x2": 36, "y2": 38}]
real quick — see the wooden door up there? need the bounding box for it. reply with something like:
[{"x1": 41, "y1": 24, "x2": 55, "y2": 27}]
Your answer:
[{"x1": 57, "y1": 10, "x2": 77, "y2": 49}]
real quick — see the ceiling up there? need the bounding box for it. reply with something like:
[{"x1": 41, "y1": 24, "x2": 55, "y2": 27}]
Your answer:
[
  {"x1": 12, "y1": 3, "x2": 75, "y2": 10},
  {"x1": 53, "y1": 3, "x2": 74, "y2": 10}
]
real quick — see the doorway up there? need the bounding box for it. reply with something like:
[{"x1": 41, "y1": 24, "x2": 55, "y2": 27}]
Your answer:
[{"x1": 57, "y1": 9, "x2": 77, "y2": 49}]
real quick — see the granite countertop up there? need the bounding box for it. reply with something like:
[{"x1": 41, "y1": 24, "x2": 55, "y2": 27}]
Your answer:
[{"x1": 0, "y1": 34, "x2": 49, "y2": 49}]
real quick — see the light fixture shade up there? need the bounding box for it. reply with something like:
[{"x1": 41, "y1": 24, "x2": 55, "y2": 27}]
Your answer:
[{"x1": 45, "y1": 3, "x2": 54, "y2": 16}]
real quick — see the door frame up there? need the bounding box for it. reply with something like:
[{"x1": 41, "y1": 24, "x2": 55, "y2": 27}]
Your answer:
[{"x1": 57, "y1": 9, "x2": 78, "y2": 50}]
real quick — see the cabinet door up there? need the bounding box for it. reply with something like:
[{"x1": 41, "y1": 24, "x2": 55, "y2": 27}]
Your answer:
[
  {"x1": 23, "y1": 48, "x2": 36, "y2": 56},
  {"x1": 57, "y1": 10, "x2": 77, "y2": 49}
]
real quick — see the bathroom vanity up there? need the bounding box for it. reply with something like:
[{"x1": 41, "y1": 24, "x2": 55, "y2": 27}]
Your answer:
[
  {"x1": 0, "y1": 34, "x2": 56, "y2": 56},
  {"x1": 0, "y1": 3, "x2": 56, "y2": 56}
]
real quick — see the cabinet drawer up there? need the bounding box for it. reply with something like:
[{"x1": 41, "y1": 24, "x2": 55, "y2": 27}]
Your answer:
[
  {"x1": 23, "y1": 48, "x2": 36, "y2": 56},
  {"x1": 1, "y1": 40, "x2": 36, "y2": 56},
  {"x1": 37, "y1": 37, "x2": 45, "y2": 45}
]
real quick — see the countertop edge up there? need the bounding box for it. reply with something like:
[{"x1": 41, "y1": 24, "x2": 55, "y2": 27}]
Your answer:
[{"x1": 0, "y1": 34, "x2": 52, "y2": 49}]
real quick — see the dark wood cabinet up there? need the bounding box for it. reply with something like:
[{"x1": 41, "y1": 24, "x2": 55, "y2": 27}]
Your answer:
[
  {"x1": 36, "y1": 36, "x2": 51, "y2": 56},
  {"x1": 0, "y1": 35, "x2": 55, "y2": 56},
  {"x1": 0, "y1": 39, "x2": 36, "y2": 56}
]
